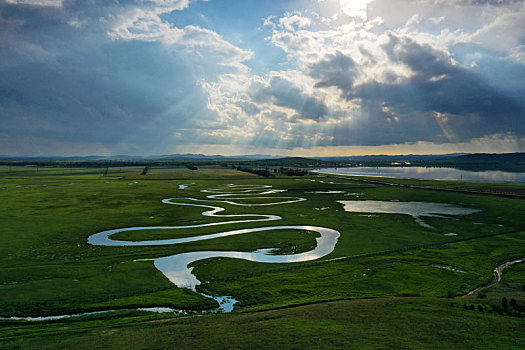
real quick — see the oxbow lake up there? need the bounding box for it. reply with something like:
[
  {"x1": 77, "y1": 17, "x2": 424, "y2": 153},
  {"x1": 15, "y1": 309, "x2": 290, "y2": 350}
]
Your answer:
[{"x1": 314, "y1": 167, "x2": 525, "y2": 183}]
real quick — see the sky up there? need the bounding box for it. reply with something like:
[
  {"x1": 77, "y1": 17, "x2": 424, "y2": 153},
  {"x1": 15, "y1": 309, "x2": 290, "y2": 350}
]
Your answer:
[{"x1": 1, "y1": 0, "x2": 524, "y2": 157}]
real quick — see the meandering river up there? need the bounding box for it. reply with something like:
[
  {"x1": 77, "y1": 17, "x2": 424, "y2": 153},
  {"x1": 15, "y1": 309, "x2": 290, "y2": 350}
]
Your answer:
[
  {"x1": 3, "y1": 183, "x2": 492, "y2": 321},
  {"x1": 88, "y1": 184, "x2": 340, "y2": 311}
]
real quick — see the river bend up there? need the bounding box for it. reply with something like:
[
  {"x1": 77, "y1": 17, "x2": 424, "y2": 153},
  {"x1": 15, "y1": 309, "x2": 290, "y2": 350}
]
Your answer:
[{"x1": 88, "y1": 184, "x2": 340, "y2": 309}]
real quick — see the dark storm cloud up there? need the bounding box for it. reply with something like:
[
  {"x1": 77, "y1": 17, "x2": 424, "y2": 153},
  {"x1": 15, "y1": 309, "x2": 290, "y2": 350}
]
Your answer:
[
  {"x1": 248, "y1": 76, "x2": 329, "y2": 121},
  {"x1": 299, "y1": 97, "x2": 328, "y2": 121},
  {"x1": 310, "y1": 51, "x2": 358, "y2": 92},
  {"x1": 381, "y1": 34, "x2": 451, "y2": 81},
  {"x1": 0, "y1": 0, "x2": 211, "y2": 155},
  {"x1": 1, "y1": 43, "x2": 188, "y2": 140},
  {"x1": 307, "y1": 34, "x2": 525, "y2": 146}
]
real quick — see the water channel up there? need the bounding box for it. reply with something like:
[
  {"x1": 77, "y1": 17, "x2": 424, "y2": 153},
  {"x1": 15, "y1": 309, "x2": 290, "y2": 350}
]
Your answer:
[
  {"x1": 4, "y1": 182, "x2": 487, "y2": 321},
  {"x1": 88, "y1": 184, "x2": 340, "y2": 312}
]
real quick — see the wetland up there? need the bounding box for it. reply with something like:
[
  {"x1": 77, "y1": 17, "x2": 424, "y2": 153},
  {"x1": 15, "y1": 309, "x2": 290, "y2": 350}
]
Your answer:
[{"x1": 1, "y1": 165, "x2": 524, "y2": 348}]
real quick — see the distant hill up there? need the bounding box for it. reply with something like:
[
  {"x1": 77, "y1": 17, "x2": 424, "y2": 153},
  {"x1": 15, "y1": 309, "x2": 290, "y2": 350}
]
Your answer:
[
  {"x1": 316, "y1": 153, "x2": 467, "y2": 162},
  {"x1": 0, "y1": 154, "x2": 282, "y2": 161},
  {"x1": 447, "y1": 152, "x2": 525, "y2": 163},
  {"x1": 314, "y1": 153, "x2": 525, "y2": 172},
  {"x1": 435, "y1": 152, "x2": 525, "y2": 172},
  {"x1": 251, "y1": 157, "x2": 333, "y2": 167},
  {"x1": 1, "y1": 152, "x2": 524, "y2": 172}
]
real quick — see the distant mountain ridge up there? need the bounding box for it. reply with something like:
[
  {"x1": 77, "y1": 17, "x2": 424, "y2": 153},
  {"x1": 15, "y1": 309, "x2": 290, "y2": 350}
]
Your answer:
[
  {"x1": 0, "y1": 153, "x2": 281, "y2": 161},
  {"x1": 315, "y1": 153, "x2": 467, "y2": 161},
  {"x1": 451, "y1": 152, "x2": 525, "y2": 163},
  {"x1": 2, "y1": 152, "x2": 514, "y2": 162},
  {"x1": 1, "y1": 152, "x2": 524, "y2": 172}
]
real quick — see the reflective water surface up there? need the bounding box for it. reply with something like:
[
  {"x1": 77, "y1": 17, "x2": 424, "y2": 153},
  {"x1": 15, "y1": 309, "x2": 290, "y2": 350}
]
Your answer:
[
  {"x1": 305, "y1": 190, "x2": 346, "y2": 194},
  {"x1": 338, "y1": 200, "x2": 481, "y2": 228},
  {"x1": 315, "y1": 167, "x2": 525, "y2": 183},
  {"x1": 148, "y1": 225, "x2": 339, "y2": 290},
  {"x1": 0, "y1": 307, "x2": 185, "y2": 322},
  {"x1": 88, "y1": 184, "x2": 340, "y2": 311}
]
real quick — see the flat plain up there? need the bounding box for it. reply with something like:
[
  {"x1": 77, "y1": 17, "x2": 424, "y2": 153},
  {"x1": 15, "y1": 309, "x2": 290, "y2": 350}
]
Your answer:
[{"x1": 1, "y1": 165, "x2": 524, "y2": 349}]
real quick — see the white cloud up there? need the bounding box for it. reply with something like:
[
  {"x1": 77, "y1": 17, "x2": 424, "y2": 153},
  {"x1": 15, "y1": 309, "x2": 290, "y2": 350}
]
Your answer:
[
  {"x1": 193, "y1": 0, "x2": 525, "y2": 149},
  {"x1": 428, "y1": 16, "x2": 445, "y2": 24},
  {"x1": 139, "y1": 0, "x2": 190, "y2": 9},
  {"x1": 67, "y1": 19, "x2": 88, "y2": 28},
  {"x1": 105, "y1": 1, "x2": 254, "y2": 79},
  {"x1": 469, "y1": 5, "x2": 525, "y2": 51},
  {"x1": 507, "y1": 45, "x2": 525, "y2": 64},
  {"x1": 278, "y1": 12, "x2": 312, "y2": 31},
  {"x1": 4, "y1": 0, "x2": 62, "y2": 6},
  {"x1": 339, "y1": 0, "x2": 373, "y2": 20}
]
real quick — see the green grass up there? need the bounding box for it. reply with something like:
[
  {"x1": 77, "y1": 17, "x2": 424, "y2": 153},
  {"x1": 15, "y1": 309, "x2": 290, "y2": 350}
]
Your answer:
[
  {"x1": 503, "y1": 263, "x2": 525, "y2": 285},
  {"x1": 199, "y1": 230, "x2": 525, "y2": 310},
  {"x1": 1, "y1": 166, "x2": 525, "y2": 347},
  {"x1": 106, "y1": 165, "x2": 256, "y2": 179},
  {"x1": 2, "y1": 170, "x2": 525, "y2": 316},
  {"x1": 477, "y1": 258, "x2": 525, "y2": 301},
  {"x1": 2, "y1": 298, "x2": 524, "y2": 349}
]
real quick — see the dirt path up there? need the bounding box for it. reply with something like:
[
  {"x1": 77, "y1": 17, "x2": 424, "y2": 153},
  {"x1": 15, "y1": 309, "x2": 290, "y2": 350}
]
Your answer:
[{"x1": 462, "y1": 258, "x2": 525, "y2": 297}]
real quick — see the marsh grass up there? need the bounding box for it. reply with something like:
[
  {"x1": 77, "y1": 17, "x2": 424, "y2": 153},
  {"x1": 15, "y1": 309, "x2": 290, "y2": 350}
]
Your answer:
[
  {"x1": 2, "y1": 298, "x2": 524, "y2": 349},
  {"x1": 1, "y1": 167, "x2": 524, "y2": 327}
]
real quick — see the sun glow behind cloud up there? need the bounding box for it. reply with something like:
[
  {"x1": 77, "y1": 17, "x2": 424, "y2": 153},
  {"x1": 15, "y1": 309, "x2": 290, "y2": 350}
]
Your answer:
[{"x1": 339, "y1": 0, "x2": 373, "y2": 19}]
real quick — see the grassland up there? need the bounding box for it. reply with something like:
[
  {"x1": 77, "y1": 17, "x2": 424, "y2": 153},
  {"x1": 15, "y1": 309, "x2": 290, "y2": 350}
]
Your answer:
[
  {"x1": 1, "y1": 165, "x2": 524, "y2": 348},
  {"x1": 3, "y1": 298, "x2": 524, "y2": 349},
  {"x1": 107, "y1": 164, "x2": 255, "y2": 179}
]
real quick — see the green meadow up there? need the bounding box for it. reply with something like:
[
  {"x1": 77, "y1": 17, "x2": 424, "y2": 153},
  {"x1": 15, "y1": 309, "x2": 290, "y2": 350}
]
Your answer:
[{"x1": 1, "y1": 165, "x2": 524, "y2": 348}]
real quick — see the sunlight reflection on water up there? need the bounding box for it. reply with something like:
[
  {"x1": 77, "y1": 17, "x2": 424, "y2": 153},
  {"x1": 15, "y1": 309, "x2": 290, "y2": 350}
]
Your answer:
[
  {"x1": 88, "y1": 184, "x2": 340, "y2": 311},
  {"x1": 338, "y1": 200, "x2": 481, "y2": 228},
  {"x1": 315, "y1": 167, "x2": 525, "y2": 183}
]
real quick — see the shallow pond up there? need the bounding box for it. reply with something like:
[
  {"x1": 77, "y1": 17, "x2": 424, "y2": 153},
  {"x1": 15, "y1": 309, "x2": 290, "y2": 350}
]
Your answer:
[{"x1": 338, "y1": 200, "x2": 481, "y2": 228}]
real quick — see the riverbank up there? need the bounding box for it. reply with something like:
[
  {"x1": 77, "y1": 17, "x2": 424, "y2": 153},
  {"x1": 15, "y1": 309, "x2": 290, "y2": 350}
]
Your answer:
[{"x1": 2, "y1": 169, "x2": 524, "y2": 348}]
